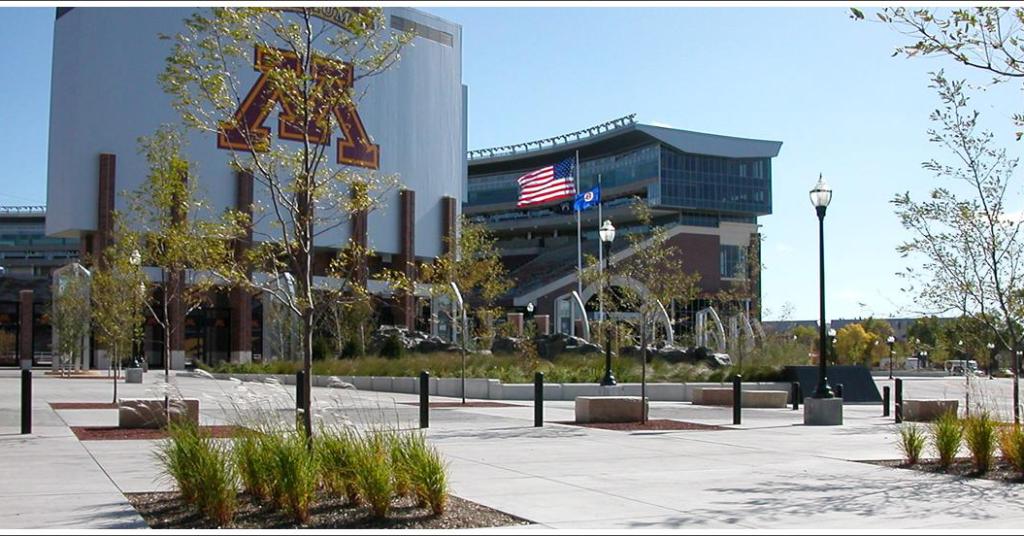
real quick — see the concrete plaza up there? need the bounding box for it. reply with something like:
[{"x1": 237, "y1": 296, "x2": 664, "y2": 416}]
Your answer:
[{"x1": 1, "y1": 370, "x2": 1023, "y2": 530}]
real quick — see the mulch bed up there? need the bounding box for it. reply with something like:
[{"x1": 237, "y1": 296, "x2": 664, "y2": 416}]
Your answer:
[
  {"x1": 557, "y1": 419, "x2": 730, "y2": 431},
  {"x1": 71, "y1": 425, "x2": 244, "y2": 441},
  {"x1": 400, "y1": 401, "x2": 524, "y2": 409},
  {"x1": 50, "y1": 402, "x2": 119, "y2": 410},
  {"x1": 126, "y1": 491, "x2": 531, "y2": 529},
  {"x1": 862, "y1": 458, "x2": 1024, "y2": 484}
]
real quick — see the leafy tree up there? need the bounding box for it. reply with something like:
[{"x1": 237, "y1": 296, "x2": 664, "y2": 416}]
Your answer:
[
  {"x1": 790, "y1": 325, "x2": 818, "y2": 349},
  {"x1": 835, "y1": 323, "x2": 876, "y2": 367},
  {"x1": 892, "y1": 72, "x2": 1024, "y2": 421},
  {"x1": 91, "y1": 218, "x2": 147, "y2": 402},
  {"x1": 585, "y1": 199, "x2": 702, "y2": 421},
  {"x1": 854, "y1": 7, "x2": 1024, "y2": 140},
  {"x1": 51, "y1": 266, "x2": 91, "y2": 373},
  {"x1": 158, "y1": 7, "x2": 413, "y2": 437},
  {"x1": 127, "y1": 126, "x2": 237, "y2": 378},
  {"x1": 421, "y1": 216, "x2": 513, "y2": 349}
]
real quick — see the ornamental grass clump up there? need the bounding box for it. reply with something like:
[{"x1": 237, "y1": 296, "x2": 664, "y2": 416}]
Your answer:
[
  {"x1": 233, "y1": 429, "x2": 276, "y2": 502},
  {"x1": 316, "y1": 426, "x2": 362, "y2": 505},
  {"x1": 155, "y1": 420, "x2": 238, "y2": 526},
  {"x1": 898, "y1": 423, "x2": 926, "y2": 465},
  {"x1": 268, "y1": 431, "x2": 319, "y2": 524},
  {"x1": 963, "y1": 412, "x2": 998, "y2": 473},
  {"x1": 931, "y1": 411, "x2": 963, "y2": 469},
  {"x1": 403, "y1": 432, "x2": 449, "y2": 516},
  {"x1": 351, "y1": 431, "x2": 396, "y2": 519},
  {"x1": 999, "y1": 425, "x2": 1024, "y2": 477}
]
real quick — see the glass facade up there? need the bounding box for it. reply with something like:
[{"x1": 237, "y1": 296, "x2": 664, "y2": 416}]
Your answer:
[
  {"x1": 659, "y1": 147, "x2": 771, "y2": 215},
  {"x1": 467, "y1": 144, "x2": 660, "y2": 206},
  {"x1": 720, "y1": 245, "x2": 748, "y2": 279}
]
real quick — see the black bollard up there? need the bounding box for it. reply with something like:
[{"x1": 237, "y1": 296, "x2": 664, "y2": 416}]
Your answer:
[
  {"x1": 419, "y1": 371, "x2": 430, "y2": 429},
  {"x1": 296, "y1": 370, "x2": 306, "y2": 412},
  {"x1": 21, "y1": 369, "x2": 31, "y2": 434},
  {"x1": 791, "y1": 381, "x2": 800, "y2": 410},
  {"x1": 733, "y1": 375, "x2": 742, "y2": 425},
  {"x1": 883, "y1": 386, "x2": 891, "y2": 417},
  {"x1": 895, "y1": 378, "x2": 903, "y2": 424},
  {"x1": 534, "y1": 372, "x2": 544, "y2": 427},
  {"x1": 835, "y1": 383, "x2": 844, "y2": 399}
]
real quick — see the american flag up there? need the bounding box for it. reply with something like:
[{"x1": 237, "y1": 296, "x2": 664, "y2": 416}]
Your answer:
[{"x1": 516, "y1": 157, "x2": 577, "y2": 208}]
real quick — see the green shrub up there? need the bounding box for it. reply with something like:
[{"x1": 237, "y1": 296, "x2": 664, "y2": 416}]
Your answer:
[
  {"x1": 931, "y1": 411, "x2": 962, "y2": 469},
  {"x1": 898, "y1": 423, "x2": 926, "y2": 465},
  {"x1": 380, "y1": 334, "x2": 405, "y2": 359},
  {"x1": 316, "y1": 427, "x2": 361, "y2": 504},
  {"x1": 342, "y1": 338, "x2": 364, "y2": 358},
  {"x1": 403, "y1": 432, "x2": 449, "y2": 515},
  {"x1": 389, "y1": 432, "x2": 414, "y2": 498},
  {"x1": 233, "y1": 429, "x2": 276, "y2": 502},
  {"x1": 999, "y1": 424, "x2": 1024, "y2": 477},
  {"x1": 268, "y1": 432, "x2": 319, "y2": 524},
  {"x1": 963, "y1": 412, "x2": 998, "y2": 473},
  {"x1": 351, "y1": 431, "x2": 396, "y2": 518}
]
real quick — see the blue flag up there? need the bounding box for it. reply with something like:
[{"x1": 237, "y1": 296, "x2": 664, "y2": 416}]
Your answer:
[{"x1": 574, "y1": 185, "x2": 601, "y2": 212}]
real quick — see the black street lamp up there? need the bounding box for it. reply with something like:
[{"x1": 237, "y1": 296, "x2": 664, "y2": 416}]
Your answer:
[
  {"x1": 599, "y1": 219, "x2": 616, "y2": 387},
  {"x1": 987, "y1": 342, "x2": 996, "y2": 379},
  {"x1": 828, "y1": 328, "x2": 837, "y2": 365},
  {"x1": 810, "y1": 174, "x2": 833, "y2": 399},
  {"x1": 887, "y1": 335, "x2": 896, "y2": 379}
]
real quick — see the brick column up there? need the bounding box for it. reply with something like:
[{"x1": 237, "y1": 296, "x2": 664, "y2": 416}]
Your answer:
[
  {"x1": 230, "y1": 171, "x2": 253, "y2": 364},
  {"x1": 93, "y1": 154, "x2": 116, "y2": 262},
  {"x1": 441, "y1": 195, "x2": 457, "y2": 255},
  {"x1": 19, "y1": 290, "x2": 33, "y2": 369},
  {"x1": 506, "y1": 313, "x2": 524, "y2": 338},
  {"x1": 168, "y1": 270, "x2": 186, "y2": 369},
  {"x1": 534, "y1": 315, "x2": 550, "y2": 336},
  {"x1": 351, "y1": 184, "x2": 369, "y2": 288},
  {"x1": 393, "y1": 189, "x2": 416, "y2": 330}
]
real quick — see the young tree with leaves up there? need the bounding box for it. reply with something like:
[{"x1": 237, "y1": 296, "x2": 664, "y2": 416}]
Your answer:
[
  {"x1": 127, "y1": 126, "x2": 237, "y2": 380},
  {"x1": 91, "y1": 218, "x2": 147, "y2": 403},
  {"x1": 586, "y1": 199, "x2": 701, "y2": 422},
  {"x1": 158, "y1": 8, "x2": 413, "y2": 437},
  {"x1": 51, "y1": 267, "x2": 91, "y2": 373},
  {"x1": 421, "y1": 216, "x2": 513, "y2": 348},
  {"x1": 892, "y1": 72, "x2": 1024, "y2": 422}
]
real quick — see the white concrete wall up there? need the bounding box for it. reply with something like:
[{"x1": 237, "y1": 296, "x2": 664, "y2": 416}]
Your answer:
[{"x1": 47, "y1": 7, "x2": 463, "y2": 258}]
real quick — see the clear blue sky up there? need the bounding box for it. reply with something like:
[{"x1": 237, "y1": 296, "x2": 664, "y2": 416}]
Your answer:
[{"x1": 3, "y1": 6, "x2": 1020, "y2": 322}]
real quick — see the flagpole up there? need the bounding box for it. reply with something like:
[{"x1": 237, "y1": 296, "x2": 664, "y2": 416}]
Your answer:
[
  {"x1": 597, "y1": 173, "x2": 603, "y2": 323},
  {"x1": 575, "y1": 149, "x2": 583, "y2": 318}
]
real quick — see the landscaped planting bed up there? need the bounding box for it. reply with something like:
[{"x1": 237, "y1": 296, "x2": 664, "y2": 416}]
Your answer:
[
  {"x1": 126, "y1": 491, "x2": 529, "y2": 529},
  {"x1": 71, "y1": 425, "x2": 243, "y2": 441},
  {"x1": 863, "y1": 458, "x2": 1024, "y2": 484}
]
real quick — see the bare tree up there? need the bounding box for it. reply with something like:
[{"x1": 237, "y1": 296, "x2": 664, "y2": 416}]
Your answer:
[{"x1": 893, "y1": 72, "x2": 1024, "y2": 422}]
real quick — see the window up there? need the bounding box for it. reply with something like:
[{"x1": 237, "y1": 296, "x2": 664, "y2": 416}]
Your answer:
[{"x1": 720, "y1": 245, "x2": 748, "y2": 279}]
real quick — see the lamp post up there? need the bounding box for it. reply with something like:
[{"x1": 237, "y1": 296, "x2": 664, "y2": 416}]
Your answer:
[
  {"x1": 810, "y1": 174, "x2": 833, "y2": 399},
  {"x1": 828, "y1": 328, "x2": 837, "y2": 365},
  {"x1": 987, "y1": 342, "x2": 996, "y2": 379},
  {"x1": 599, "y1": 220, "x2": 616, "y2": 386},
  {"x1": 887, "y1": 335, "x2": 896, "y2": 379}
]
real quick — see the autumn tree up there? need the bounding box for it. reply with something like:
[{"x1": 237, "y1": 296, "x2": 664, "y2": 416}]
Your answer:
[
  {"x1": 159, "y1": 7, "x2": 413, "y2": 437},
  {"x1": 835, "y1": 323, "x2": 876, "y2": 367},
  {"x1": 892, "y1": 73, "x2": 1024, "y2": 422}
]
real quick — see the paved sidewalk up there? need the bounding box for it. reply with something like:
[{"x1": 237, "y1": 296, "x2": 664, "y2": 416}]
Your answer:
[{"x1": 1, "y1": 370, "x2": 1023, "y2": 530}]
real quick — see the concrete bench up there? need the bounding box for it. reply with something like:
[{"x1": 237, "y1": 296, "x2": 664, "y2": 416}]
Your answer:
[
  {"x1": 575, "y1": 396, "x2": 648, "y2": 423},
  {"x1": 118, "y1": 398, "x2": 199, "y2": 429},
  {"x1": 691, "y1": 387, "x2": 788, "y2": 408},
  {"x1": 902, "y1": 399, "x2": 959, "y2": 422}
]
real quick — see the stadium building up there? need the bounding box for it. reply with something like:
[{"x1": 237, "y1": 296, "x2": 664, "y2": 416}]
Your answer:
[
  {"x1": 465, "y1": 115, "x2": 782, "y2": 337},
  {"x1": 45, "y1": 7, "x2": 465, "y2": 369}
]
